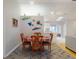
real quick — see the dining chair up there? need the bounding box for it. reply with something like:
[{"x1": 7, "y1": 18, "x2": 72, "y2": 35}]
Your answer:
[
  {"x1": 42, "y1": 33, "x2": 53, "y2": 52},
  {"x1": 31, "y1": 36, "x2": 43, "y2": 51},
  {"x1": 20, "y1": 33, "x2": 31, "y2": 49}
]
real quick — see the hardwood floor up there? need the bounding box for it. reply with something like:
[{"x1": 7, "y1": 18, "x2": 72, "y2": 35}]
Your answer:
[
  {"x1": 58, "y1": 43, "x2": 76, "y2": 58},
  {"x1": 4, "y1": 43, "x2": 75, "y2": 59},
  {"x1": 54, "y1": 37, "x2": 76, "y2": 58}
]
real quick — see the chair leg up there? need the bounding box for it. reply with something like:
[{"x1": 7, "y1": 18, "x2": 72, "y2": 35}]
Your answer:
[
  {"x1": 48, "y1": 45, "x2": 50, "y2": 52},
  {"x1": 48, "y1": 45, "x2": 51, "y2": 52},
  {"x1": 21, "y1": 44, "x2": 25, "y2": 54},
  {"x1": 50, "y1": 45, "x2": 51, "y2": 52},
  {"x1": 23, "y1": 44, "x2": 25, "y2": 49},
  {"x1": 41, "y1": 45, "x2": 44, "y2": 51}
]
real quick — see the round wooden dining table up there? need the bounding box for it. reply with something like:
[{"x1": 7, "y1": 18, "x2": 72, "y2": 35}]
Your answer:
[
  {"x1": 25, "y1": 36, "x2": 50, "y2": 42},
  {"x1": 23, "y1": 36, "x2": 51, "y2": 51}
]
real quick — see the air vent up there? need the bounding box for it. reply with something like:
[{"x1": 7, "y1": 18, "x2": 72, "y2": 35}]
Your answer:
[{"x1": 72, "y1": 0, "x2": 76, "y2": 1}]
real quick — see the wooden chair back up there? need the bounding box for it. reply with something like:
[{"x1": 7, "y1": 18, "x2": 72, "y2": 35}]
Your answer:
[
  {"x1": 31, "y1": 36, "x2": 43, "y2": 43},
  {"x1": 50, "y1": 33, "x2": 53, "y2": 42},
  {"x1": 20, "y1": 33, "x2": 24, "y2": 42},
  {"x1": 31, "y1": 36, "x2": 43, "y2": 51}
]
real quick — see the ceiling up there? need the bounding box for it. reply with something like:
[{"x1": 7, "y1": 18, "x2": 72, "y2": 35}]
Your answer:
[
  {"x1": 18, "y1": 0, "x2": 75, "y2": 4},
  {"x1": 17, "y1": 0, "x2": 76, "y2": 23}
]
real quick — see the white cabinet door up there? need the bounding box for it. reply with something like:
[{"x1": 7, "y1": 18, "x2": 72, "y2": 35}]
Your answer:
[{"x1": 66, "y1": 36, "x2": 76, "y2": 52}]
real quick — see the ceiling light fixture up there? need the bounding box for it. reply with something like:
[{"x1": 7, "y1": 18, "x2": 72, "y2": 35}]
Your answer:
[
  {"x1": 56, "y1": 16, "x2": 64, "y2": 21},
  {"x1": 50, "y1": 11, "x2": 54, "y2": 15},
  {"x1": 30, "y1": 1, "x2": 34, "y2": 5}
]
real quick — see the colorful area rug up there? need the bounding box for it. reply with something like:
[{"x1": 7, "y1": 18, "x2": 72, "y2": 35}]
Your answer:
[{"x1": 4, "y1": 43, "x2": 75, "y2": 59}]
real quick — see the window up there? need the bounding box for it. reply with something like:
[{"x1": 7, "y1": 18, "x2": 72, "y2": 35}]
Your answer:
[
  {"x1": 44, "y1": 23, "x2": 61, "y2": 33},
  {"x1": 50, "y1": 25, "x2": 61, "y2": 33},
  {"x1": 50, "y1": 26, "x2": 56, "y2": 32}
]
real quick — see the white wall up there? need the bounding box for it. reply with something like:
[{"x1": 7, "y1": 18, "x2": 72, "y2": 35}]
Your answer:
[
  {"x1": 66, "y1": 20, "x2": 76, "y2": 52},
  {"x1": 60, "y1": 23, "x2": 66, "y2": 38},
  {"x1": 3, "y1": 0, "x2": 21, "y2": 57},
  {"x1": 66, "y1": 20, "x2": 76, "y2": 37}
]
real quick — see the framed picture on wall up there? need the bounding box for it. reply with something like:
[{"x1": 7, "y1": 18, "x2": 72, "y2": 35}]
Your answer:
[{"x1": 12, "y1": 18, "x2": 18, "y2": 27}]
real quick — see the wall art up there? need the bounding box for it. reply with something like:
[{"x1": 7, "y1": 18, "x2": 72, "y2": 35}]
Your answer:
[
  {"x1": 37, "y1": 21, "x2": 42, "y2": 26},
  {"x1": 32, "y1": 27, "x2": 41, "y2": 30},
  {"x1": 28, "y1": 22, "x2": 33, "y2": 26},
  {"x1": 12, "y1": 18, "x2": 18, "y2": 27}
]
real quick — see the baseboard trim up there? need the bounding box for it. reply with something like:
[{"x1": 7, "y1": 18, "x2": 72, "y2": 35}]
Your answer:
[
  {"x1": 66, "y1": 46, "x2": 76, "y2": 53},
  {"x1": 3, "y1": 43, "x2": 22, "y2": 58}
]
